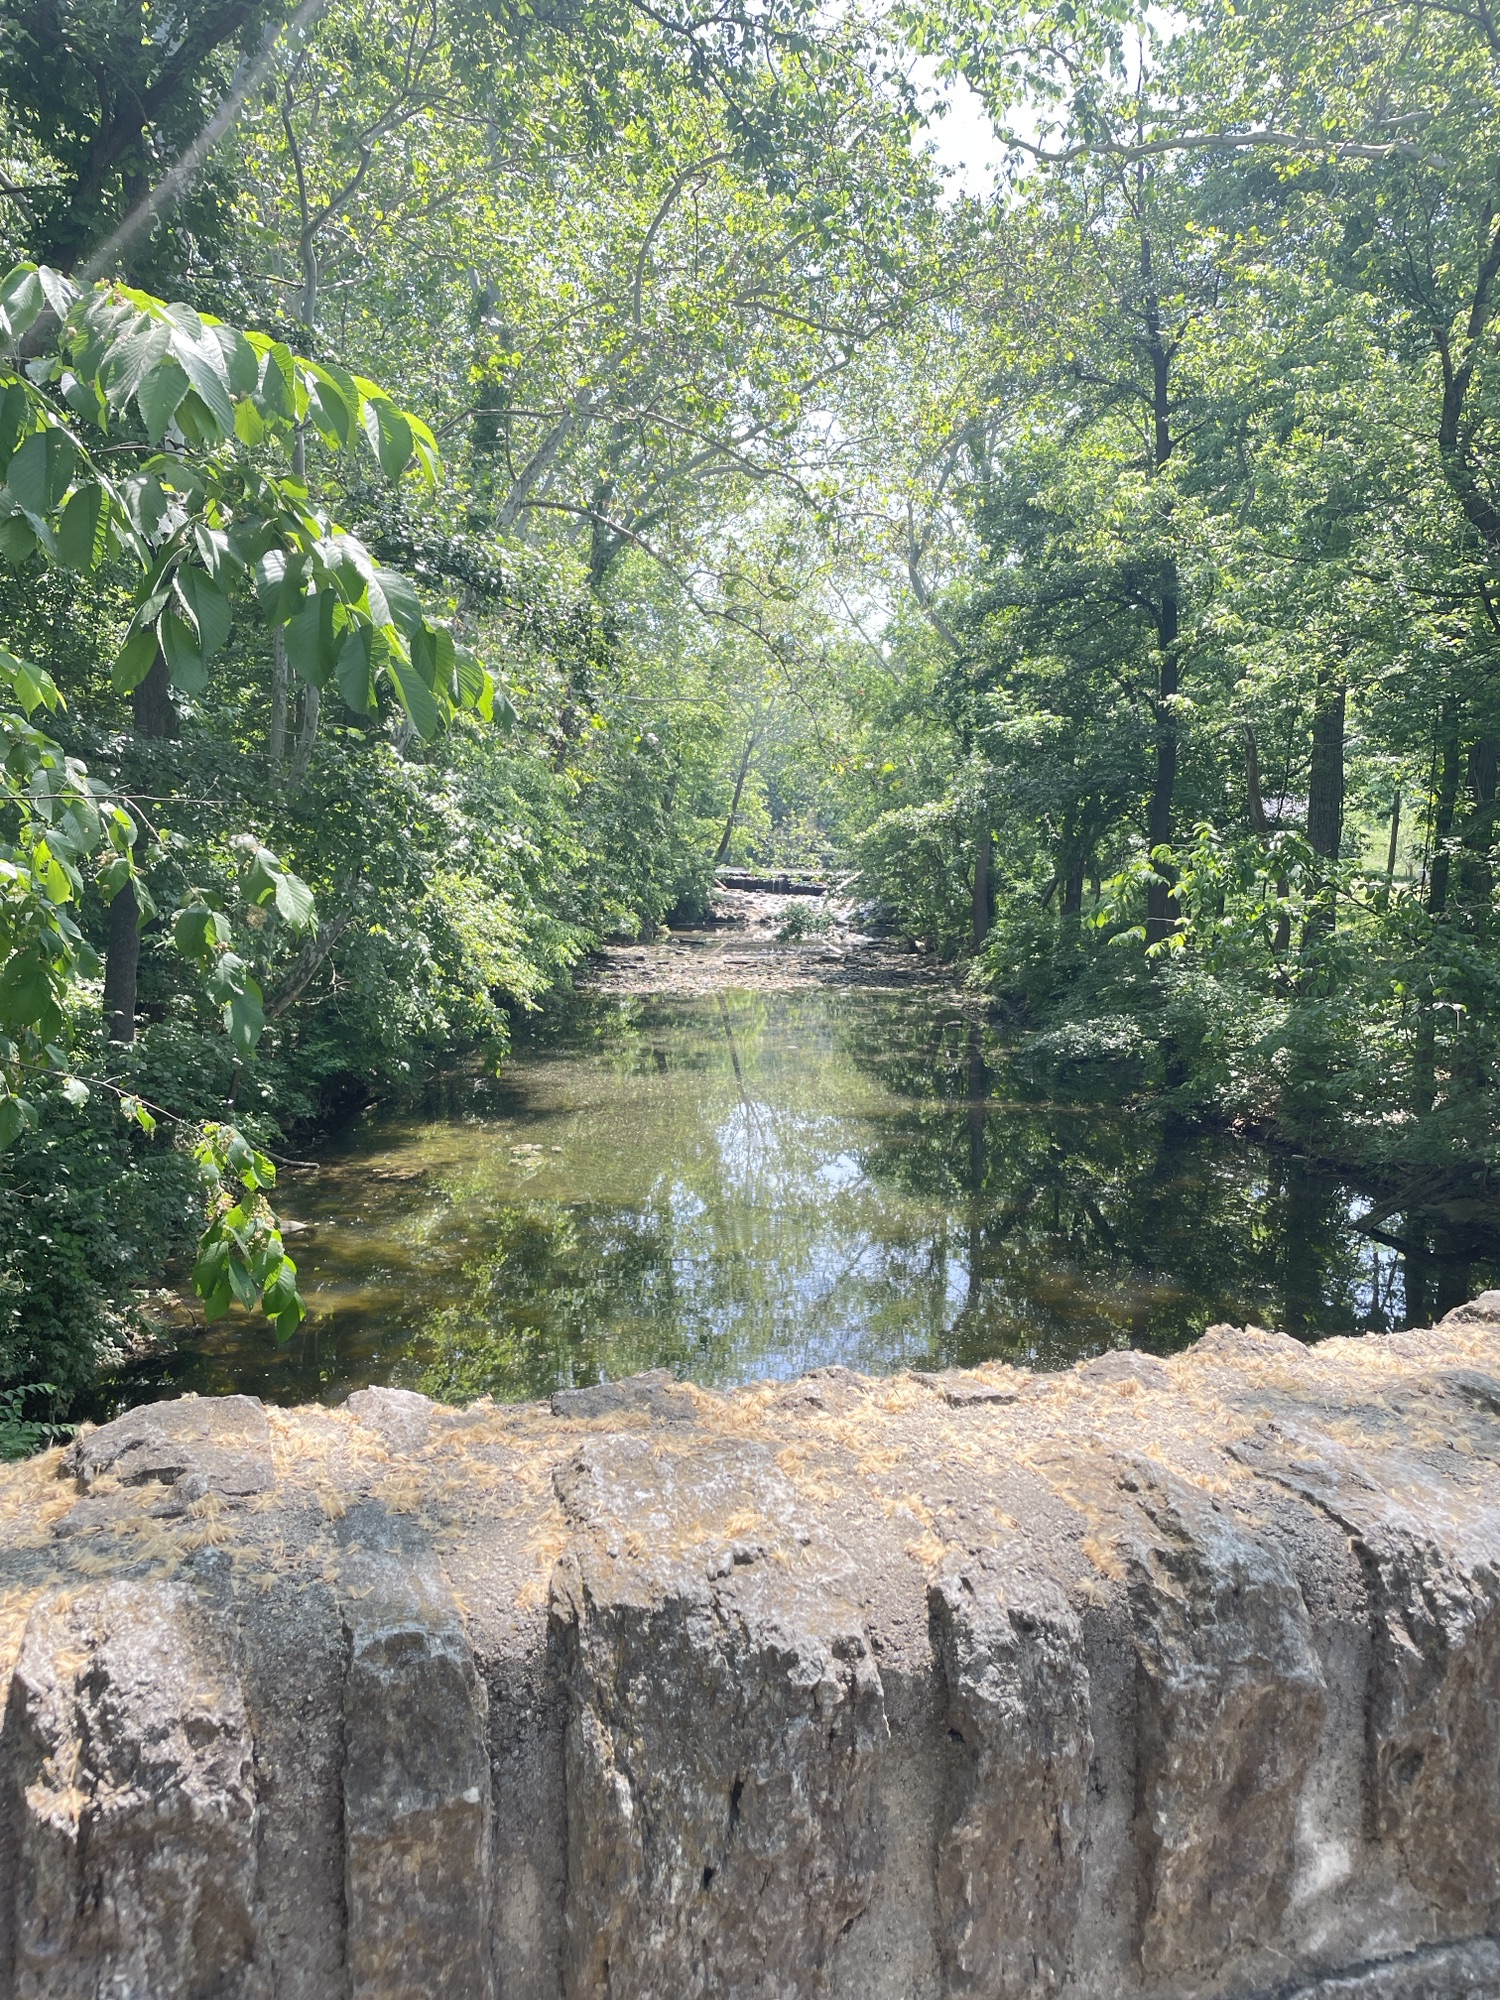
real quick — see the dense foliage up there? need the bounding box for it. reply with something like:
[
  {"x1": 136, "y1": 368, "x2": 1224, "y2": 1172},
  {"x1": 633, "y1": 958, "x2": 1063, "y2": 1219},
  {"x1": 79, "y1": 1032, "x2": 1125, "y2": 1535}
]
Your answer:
[{"x1": 2, "y1": 0, "x2": 1499, "y2": 1430}]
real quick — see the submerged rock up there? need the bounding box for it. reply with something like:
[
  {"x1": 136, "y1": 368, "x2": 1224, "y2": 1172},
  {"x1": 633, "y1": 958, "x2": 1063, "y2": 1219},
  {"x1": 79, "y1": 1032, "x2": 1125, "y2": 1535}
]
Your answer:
[{"x1": 7, "y1": 1312, "x2": 1500, "y2": 1997}]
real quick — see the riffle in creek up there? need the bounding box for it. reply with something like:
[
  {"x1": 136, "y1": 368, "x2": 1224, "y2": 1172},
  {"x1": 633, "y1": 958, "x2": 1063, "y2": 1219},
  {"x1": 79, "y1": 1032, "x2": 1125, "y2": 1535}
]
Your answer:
[{"x1": 8, "y1": 1297, "x2": 1500, "y2": 1996}]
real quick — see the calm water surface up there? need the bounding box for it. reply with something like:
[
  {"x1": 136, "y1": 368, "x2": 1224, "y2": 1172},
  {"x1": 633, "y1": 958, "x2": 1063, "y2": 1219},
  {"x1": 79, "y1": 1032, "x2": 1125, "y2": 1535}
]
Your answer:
[{"x1": 125, "y1": 984, "x2": 1500, "y2": 1407}]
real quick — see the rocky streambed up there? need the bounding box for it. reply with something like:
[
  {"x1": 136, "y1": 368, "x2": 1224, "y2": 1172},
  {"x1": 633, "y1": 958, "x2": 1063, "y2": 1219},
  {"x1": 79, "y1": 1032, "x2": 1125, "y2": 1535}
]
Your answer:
[{"x1": 6, "y1": 1303, "x2": 1500, "y2": 1997}]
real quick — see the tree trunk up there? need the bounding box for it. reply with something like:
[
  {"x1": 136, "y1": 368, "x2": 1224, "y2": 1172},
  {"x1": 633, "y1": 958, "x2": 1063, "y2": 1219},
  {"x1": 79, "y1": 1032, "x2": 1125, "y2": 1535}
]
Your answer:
[
  {"x1": 1381, "y1": 789, "x2": 1401, "y2": 908},
  {"x1": 971, "y1": 822, "x2": 994, "y2": 950},
  {"x1": 289, "y1": 684, "x2": 320, "y2": 784},
  {"x1": 1428, "y1": 706, "x2": 1462, "y2": 919},
  {"x1": 1306, "y1": 686, "x2": 1346, "y2": 862},
  {"x1": 269, "y1": 630, "x2": 289, "y2": 766},
  {"x1": 713, "y1": 731, "x2": 757, "y2": 867},
  {"x1": 1060, "y1": 852, "x2": 1086, "y2": 918},
  {"x1": 1457, "y1": 732, "x2": 1498, "y2": 913},
  {"x1": 1301, "y1": 683, "x2": 1345, "y2": 959},
  {"x1": 1144, "y1": 568, "x2": 1179, "y2": 944},
  {"x1": 1243, "y1": 723, "x2": 1269, "y2": 835},
  {"x1": 102, "y1": 652, "x2": 177, "y2": 1043},
  {"x1": 1414, "y1": 705, "x2": 1462, "y2": 1115}
]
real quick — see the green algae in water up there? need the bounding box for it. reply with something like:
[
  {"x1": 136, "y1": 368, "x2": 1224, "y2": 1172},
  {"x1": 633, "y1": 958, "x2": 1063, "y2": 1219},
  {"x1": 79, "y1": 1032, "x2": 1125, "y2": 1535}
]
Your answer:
[{"x1": 122, "y1": 987, "x2": 1499, "y2": 1408}]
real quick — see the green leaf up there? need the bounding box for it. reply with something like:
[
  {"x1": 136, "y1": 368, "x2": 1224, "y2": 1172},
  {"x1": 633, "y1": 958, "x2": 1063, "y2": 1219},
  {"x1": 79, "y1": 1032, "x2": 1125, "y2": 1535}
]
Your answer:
[
  {"x1": 335, "y1": 625, "x2": 374, "y2": 714},
  {"x1": 0, "y1": 265, "x2": 45, "y2": 341},
  {"x1": 283, "y1": 590, "x2": 335, "y2": 686},
  {"x1": 233, "y1": 397, "x2": 267, "y2": 447},
  {"x1": 364, "y1": 395, "x2": 414, "y2": 481},
  {"x1": 112, "y1": 625, "x2": 159, "y2": 693},
  {"x1": 213, "y1": 324, "x2": 259, "y2": 397},
  {"x1": 273, "y1": 869, "x2": 315, "y2": 927},
  {"x1": 36, "y1": 267, "x2": 75, "y2": 320},
  {"x1": 57, "y1": 482, "x2": 107, "y2": 571},
  {"x1": 166, "y1": 309, "x2": 236, "y2": 435},
  {"x1": 258, "y1": 342, "x2": 296, "y2": 422},
  {"x1": 6, "y1": 429, "x2": 75, "y2": 515},
  {"x1": 159, "y1": 608, "x2": 208, "y2": 693},
  {"x1": 389, "y1": 655, "x2": 444, "y2": 739},
  {"x1": 0, "y1": 382, "x2": 29, "y2": 472},
  {"x1": 0, "y1": 948, "x2": 51, "y2": 1031},
  {"x1": 0, "y1": 515, "x2": 36, "y2": 562},
  {"x1": 119, "y1": 1094, "x2": 158, "y2": 1136},
  {"x1": 0, "y1": 644, "x2": 59, "y2": 714},
  {"x1": 373, "y1": 564, "x2": 423, "y2": 638},
  {"x1": 177, "y1": 568, "x2": 231, "y2": 661},
  {"x1": 137, "y1": 356, "x2": 189, "y2": 441},
  {"x1": 406, "y1": 414, "x2": 441, "y2": 489},
  {"x1": 226, "y1": 984, "x2": 265, "y2": 1055},
  {"x1": 0, "y1": 1095, "x2": 32, "y2": 1150},
  {"x1": 173, "y1": 902, "x2": 230, "y2": 963},
  {"x1": 306, "y1": 366, "x2": 354, "y2": 450}
]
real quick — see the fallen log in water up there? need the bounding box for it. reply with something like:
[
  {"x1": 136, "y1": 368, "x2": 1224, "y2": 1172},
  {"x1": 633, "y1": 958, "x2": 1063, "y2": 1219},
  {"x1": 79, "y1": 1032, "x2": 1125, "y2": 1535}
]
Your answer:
[{"x1": 6, "y1": 1302, "x2": 1500, "y2": 1997}]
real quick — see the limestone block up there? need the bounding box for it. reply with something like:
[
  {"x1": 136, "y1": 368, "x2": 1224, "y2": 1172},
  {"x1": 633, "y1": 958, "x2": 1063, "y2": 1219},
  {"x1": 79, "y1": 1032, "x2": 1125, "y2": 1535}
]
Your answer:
[
  {"x1": 551, "y1": 1431, "x2": 888, "y2": 1999},
  {"x1": 928, "y1": 1558, "x2": 1091, "y2": 1994},
  {"x1": 0, "y1": 1581, "x2": 263, "y2": 2000}
]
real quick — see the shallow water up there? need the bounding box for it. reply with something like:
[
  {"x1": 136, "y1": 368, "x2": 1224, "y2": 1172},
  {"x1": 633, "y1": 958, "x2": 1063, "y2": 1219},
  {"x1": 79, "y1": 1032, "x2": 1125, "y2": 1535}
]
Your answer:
[{"x1": 122, "y1": 984, "x2": 1500, "y2": 1407}]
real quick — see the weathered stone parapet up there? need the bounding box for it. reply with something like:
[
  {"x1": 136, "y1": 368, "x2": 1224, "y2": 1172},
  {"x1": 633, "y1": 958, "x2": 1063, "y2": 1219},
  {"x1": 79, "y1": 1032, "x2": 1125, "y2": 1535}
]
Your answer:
[{"x1": 6, "y1": 1302, "x2": 1500, "y2": 1998}]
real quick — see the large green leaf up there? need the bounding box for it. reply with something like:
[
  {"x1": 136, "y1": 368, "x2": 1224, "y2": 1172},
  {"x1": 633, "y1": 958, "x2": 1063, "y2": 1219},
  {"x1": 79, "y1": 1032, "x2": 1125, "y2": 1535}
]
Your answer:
[
  {"x1": 283, "y1": 591, "x2": 335, "y2": 687},
  {"x1": 273, "y1": 870, "x2": 315, "y2": 927},
  {"x1": 335, "y1": 625, "x2": 374, "y2": 713},
  {"x1": 0, "y1": 948, "x2": 50, "y2": 1031},
  {"x1": 390, "y1": 655, "x2": 444, "y2": 740},
  {"x1": 307, "y1": 364, "x2": 356, "y2": 449},
  {"x1": 6, "y1": 430, "x2": 75, "y2": 515},
  {"x1": 137, "y1": 357, "x2": 189, "y2": 442},
  {"x1": 226, "y1": 985, "x2": 264, "y2": 1055},
  {"x1": 213, "y1": 324, "x2": 259, "y2": 397},
  {"x1": 177, "y1": 567, "x2": 231, "y2": 660},
  {"x1": 0, "y1": 383, "x2": 29, "y2": 474},
  {"x1": 111, "y1": 625, "x2": 158, "y2": 692},
  {"x1": 364, "y1": 395, "x2": 414, "y2": 481},
  {"x1": 159, "y1": 607, "x2": 209, "y2": 693},
  {"x1": 373, "y1": 564, "x2": 423, "y2": 638},
  {"x1": 165, "y1": 308, "x2": 235, "y2": 436},
  {"x1": 0, "y1": 265, "x2": 44, "y2": 342},
  {"x1": 57, "y1": 482, "x2": 107, "y2": 571}
]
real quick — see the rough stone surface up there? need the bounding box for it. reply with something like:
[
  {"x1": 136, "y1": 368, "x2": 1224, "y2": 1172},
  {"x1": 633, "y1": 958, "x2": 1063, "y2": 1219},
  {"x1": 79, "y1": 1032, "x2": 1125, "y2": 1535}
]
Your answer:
[{"x1": 7, "y1": 1324, "x2": 1500, "y2": 1998}]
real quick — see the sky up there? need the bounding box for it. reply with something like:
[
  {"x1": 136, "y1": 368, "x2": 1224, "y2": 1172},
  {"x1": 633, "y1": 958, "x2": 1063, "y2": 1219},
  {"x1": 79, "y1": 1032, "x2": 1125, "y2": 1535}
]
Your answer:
[{"x1": 910, "y1": 60, "x2": 1008, "y2": 200}]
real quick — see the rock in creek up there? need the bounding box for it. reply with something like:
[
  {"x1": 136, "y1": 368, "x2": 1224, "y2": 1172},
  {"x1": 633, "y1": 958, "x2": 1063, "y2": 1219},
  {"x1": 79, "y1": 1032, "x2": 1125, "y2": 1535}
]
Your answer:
[{"x1": 6, "y1": 1306, "x2": 1500, "y2": 1997}]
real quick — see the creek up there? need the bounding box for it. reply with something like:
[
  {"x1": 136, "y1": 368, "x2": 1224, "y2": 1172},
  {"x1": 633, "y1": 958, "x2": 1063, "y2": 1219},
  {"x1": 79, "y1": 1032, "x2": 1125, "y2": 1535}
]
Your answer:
[{"x1": 114, "y1": 968, "x2": 1500, "y2": 1409}]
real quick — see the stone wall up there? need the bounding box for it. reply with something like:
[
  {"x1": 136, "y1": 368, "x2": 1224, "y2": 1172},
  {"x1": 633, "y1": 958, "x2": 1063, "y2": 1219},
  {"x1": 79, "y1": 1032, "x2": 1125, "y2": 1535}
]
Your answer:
[{"x1": 5, "y1": 1301, "x2": 1500, "y2": 1998}]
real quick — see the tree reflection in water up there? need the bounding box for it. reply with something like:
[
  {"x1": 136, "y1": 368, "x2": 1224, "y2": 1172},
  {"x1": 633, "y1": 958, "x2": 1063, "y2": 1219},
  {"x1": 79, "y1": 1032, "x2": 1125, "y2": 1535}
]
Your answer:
[{"x1": 133, "y1": 988, "x2": 1500, "y2": 1408}]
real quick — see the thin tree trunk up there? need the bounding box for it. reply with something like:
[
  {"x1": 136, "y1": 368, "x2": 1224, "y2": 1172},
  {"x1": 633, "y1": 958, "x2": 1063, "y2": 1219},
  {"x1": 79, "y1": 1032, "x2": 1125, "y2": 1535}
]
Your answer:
[
  {"x1": 1414, "y1": 706, "x2": 1462, "y2": 1114},
  {"x1": 270, "y1": 630, "x2": 289, "y2": 766},
  {"x1": 103, "y1": 652, "x2": 177, "y2": 1043},
  {"x1": 1145, "y1": 568, "x2": 1179, "y2": 944},
  {"x1": 713, "y1": 730, "x2": 757, "y2": 867},
  {"x1": 1458, "y1": 732, "x2": 1498, "y2": 912},
  {"x1": 1301, "y1": 683, "x2": 1345, "y2": 958},
  {"x1": 1141, "y1": 227, "x2": 1179, "y2": 948},
  {"x1": 1382, "y1": 789, "x2": 1402, "y2": 907},
  {"x1": 1247, "y1": 722, "x2": 1291, "y2": 952},
  {"x1": 1428, "y1": 707, "x2": 1462, "y2": 919},
  {"x1": 289, "y1": 684, "x2": 320, "y2": 784},
  {"x1": 1243, "y1": 723, "x2": 1269, "y2": 835},
  {"x1": 971, "y1": 822, "x2": 994, "y2": 949}
]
